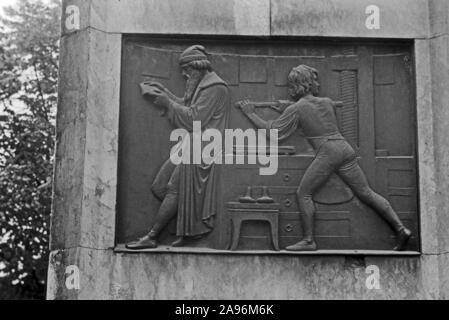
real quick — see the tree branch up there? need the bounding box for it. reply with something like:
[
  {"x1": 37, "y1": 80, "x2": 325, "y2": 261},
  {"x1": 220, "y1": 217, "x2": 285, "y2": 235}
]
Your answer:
[{"x1": 31, "y1": 62, "x2": 48, "y2": 122}]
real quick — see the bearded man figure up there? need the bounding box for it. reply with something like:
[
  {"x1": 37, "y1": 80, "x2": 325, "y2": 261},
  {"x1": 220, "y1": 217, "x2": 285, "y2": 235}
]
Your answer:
[
  {"x1": 126, "y1": 45, "x2": 231, "y2": 249},
  {"x1": 238, "y1": 65, "x2": 412, "y2": 251}
]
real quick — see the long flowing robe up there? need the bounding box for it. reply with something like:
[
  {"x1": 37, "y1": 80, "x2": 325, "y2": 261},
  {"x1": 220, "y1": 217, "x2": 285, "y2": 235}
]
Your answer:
[{"x1": 161, "y1": 72, "x2": 230, "y2": 236}]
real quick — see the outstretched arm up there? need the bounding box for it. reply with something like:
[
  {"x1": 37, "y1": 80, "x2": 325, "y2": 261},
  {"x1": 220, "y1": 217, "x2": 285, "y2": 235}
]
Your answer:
[
  {"x1": 142, "y1": 81, "x2": 184, "y2": 104},
  {"x1": 237, "y1": 99, "x2": 300, "y2": 142},
  {"x1": 237, "y1": 100, "x2": 269, "y2": 130},
  {"x1": 164, "y1": 89, "x2": 184, "y2": 105}
]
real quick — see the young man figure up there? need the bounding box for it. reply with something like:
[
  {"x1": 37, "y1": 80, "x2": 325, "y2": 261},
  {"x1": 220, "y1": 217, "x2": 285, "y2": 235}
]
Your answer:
[{"x1": 237, "y1": 65, "x2": 412, "y2": 251}]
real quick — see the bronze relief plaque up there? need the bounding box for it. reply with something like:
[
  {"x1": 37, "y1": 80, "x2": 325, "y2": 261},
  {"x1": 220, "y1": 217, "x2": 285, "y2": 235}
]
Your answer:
[{"x1": 116, "y1": 37, "x2": 419, "y2": 253}]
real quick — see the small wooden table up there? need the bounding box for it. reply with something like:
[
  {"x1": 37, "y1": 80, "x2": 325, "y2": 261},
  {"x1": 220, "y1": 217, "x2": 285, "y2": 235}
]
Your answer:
[{"x1": 226, "y1": 202, "x2": 280, "y2": 251}]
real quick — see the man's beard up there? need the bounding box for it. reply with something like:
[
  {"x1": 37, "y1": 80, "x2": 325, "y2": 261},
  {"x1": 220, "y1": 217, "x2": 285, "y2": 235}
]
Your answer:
[{"x1": 184, "y1": 71, "x2": 204, "y2": 105}]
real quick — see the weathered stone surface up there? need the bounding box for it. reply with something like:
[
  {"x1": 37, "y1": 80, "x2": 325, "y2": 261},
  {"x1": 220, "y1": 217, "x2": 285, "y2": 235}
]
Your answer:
[
  {"x1": 51, "y1": 0, "x2": 449, "y2": 300},
  {"x1": 428, "y1": 35, "x2": 449, "y2": 254},
  {"x1": 61, "y1": 0, "x2": 91, "y2": 35},
  {"x1": 51, "y1": 29, "x2": 121, "y2": 250},
  {"x1": 61, "y1": 0, "x2": 432, "y2": 38},
  {"x1": 62, "y1": 0, "x2": 270, "y2": 36},
  {"x1": 271, "y1": 0, "x2": 429, "y2": 38},
  {"x1": 81, "y1": 30, "x2": 121, "y2": 249},
  {"x1": 61, "y1": 0, "x2": 108, "y2": 36},
  {"x1": 51, "y1": 30, "x2": 89, "y2": 250},
  {"x1": 429, "y1": 0, "x2": 449, "y2": 37},
  {"x1": 413, "y1": 34, "x2": 449, "y2": 257},
  {"x1": 47, "y1": 248, "x2": 441, "y2": 300},
  {"x1": 414, "y1": 39, "x2": 439, "y2": 254},
  {"x1": 438, "y1": 253, "x2": 449, "y2": 299},
  {"x1": 419, "y1": 254, "x2": 441, "y2": 299}
]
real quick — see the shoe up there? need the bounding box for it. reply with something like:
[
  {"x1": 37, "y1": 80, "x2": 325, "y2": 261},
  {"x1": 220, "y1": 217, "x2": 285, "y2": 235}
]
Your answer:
[
  {"x1": 171, "y1": 237, "x2": 187, "y2": 247},
  {"x1": 285, "y1": 239, "x2": 317, "y2": 251},
  {"x1": 126, "y1": 235, "x2": 157, "y2": 250},
  {"x1": 393, "y1": 228, "x2": 412, "y2": 251}
]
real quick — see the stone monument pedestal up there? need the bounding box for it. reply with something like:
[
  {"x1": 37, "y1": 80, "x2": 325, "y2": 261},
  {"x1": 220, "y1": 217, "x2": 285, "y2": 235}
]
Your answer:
[{"x1": 48, "y1": 0, "x2": 449, "y2": 299}]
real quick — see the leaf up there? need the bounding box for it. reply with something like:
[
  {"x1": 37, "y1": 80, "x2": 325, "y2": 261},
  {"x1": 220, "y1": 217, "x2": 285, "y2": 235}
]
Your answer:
[{"x1": 0, "y1": 0, "x2": 60, "y2": 300}]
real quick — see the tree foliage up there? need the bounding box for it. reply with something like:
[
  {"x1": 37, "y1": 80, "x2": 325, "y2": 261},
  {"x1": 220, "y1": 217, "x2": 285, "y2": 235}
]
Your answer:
[{"x1": 0, "y1": 0, "x2": 60, "y2": 299}]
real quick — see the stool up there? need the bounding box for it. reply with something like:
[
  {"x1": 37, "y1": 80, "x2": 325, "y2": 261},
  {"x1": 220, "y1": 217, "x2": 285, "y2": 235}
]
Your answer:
[{"x1": 226, "y1": 202, "x2": 280, "y2": 251}]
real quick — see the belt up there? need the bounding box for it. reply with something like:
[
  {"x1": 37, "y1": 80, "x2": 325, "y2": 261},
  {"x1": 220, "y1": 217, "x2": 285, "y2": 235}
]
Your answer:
[{"x1": 306, "y1": 133, "x2": 345, "y2": 150}]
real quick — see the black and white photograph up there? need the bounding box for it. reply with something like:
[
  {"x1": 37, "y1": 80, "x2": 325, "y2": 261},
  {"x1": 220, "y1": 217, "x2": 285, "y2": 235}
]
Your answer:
[{"x1": 0, "y1": 0, "x2": 448, "y2": 307}]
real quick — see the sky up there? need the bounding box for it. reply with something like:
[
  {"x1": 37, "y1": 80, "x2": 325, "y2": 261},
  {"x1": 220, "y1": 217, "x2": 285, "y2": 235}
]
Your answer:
[
  {"x1": 0, "y1": 0, "x2": 53, "y2": 11},
  {"x1": 0, "y1": 0, "x2": 17, "y2": 7},
  {"x1": 0, "y1": 0, "x2": 18, "y2": 22},
  {"x1": 0, "y1": 0, "x2": 44, "y2": 115},
  {"x1": 0, "y1": 0, "x2": 18, "y2": 13},
  {"x1": 0, "y1": 1, "x2": 20, "y2": 115},
  {"x1": 1, "y1": 0, "x2": 57, "y2": 115},
  {"x1": 1, "y1": 0, "x2": 53, "y2": 15}
]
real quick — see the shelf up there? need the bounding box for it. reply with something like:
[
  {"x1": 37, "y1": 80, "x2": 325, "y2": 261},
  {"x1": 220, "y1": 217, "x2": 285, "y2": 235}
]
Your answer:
[{"x1": 114, "y1": 244, "x2": 420, "y2": 257}]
